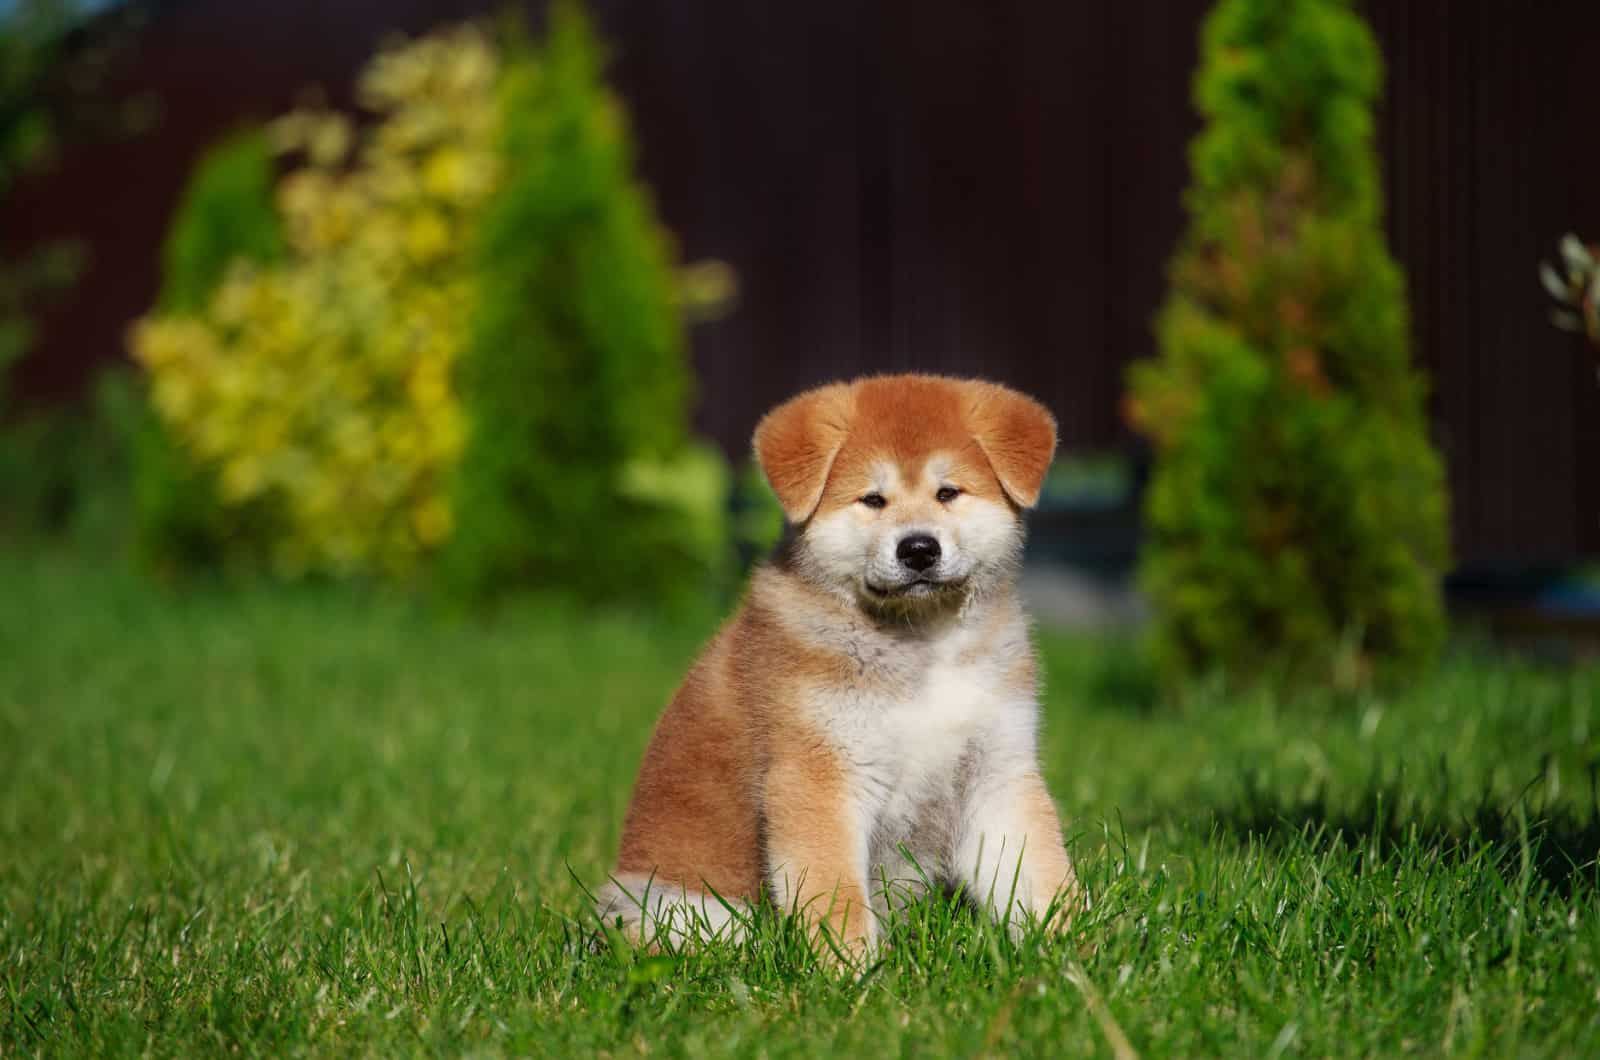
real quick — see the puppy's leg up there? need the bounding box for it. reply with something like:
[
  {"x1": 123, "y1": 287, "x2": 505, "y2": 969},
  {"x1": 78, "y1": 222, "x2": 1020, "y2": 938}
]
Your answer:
[
  {"x1": 953, "y1": 770, "x2": 1079, "y2": 935},
  {"x1": 763, "y1": 745, "x2": 875, "y2": 959}
]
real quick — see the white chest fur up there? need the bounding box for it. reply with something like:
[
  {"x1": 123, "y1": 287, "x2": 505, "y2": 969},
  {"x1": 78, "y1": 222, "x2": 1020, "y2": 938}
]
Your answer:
[{"x1": 800, "y1": 608, "x2": 1040, "y2": 889}]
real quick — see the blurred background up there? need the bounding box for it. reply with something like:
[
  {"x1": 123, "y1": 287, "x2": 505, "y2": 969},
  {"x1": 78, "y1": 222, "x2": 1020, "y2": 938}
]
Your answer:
[{"x1": 3, "y1": 0, "x2": 1600, "y2": 675}]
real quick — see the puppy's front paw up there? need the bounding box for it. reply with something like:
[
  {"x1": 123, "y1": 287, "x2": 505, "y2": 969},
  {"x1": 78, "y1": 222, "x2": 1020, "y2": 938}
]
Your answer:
[
  {"x1": 812, "y1": 926, "x2": 877, "y2": 974},
  {"x1": 1039, "y1": 876, "x2": 1088, "y2": 936}
]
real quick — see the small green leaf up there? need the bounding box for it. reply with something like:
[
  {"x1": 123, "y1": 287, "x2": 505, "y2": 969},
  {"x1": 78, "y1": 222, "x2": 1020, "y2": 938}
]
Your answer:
[
  {"x1": 1559, "y1": 233, "x2": 1593, "y2": 273},
  {"x1": 1539, "y1": 262, "x2": 1572, "y2": 302}
]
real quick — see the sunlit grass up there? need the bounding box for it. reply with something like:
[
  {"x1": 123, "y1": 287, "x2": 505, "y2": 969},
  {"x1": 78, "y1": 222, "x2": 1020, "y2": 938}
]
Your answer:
[{"x1": 3, "y1": 548, "x2": 1599, "y2": 1056}]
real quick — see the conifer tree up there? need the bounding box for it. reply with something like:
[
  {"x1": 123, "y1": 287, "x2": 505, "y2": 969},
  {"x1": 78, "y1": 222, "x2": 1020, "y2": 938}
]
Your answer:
[
  {"x1": 446, "y1": 2, "x2": 716, "y2": 604},
  {"x1": 1126, "y1": 0, "x2": 1449, "y2": 687}
]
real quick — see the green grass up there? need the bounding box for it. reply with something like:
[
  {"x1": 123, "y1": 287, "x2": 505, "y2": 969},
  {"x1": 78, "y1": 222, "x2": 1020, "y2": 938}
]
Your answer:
[{"x1": 4, "y1": 548, "x2": 1600, "y2": 1057}]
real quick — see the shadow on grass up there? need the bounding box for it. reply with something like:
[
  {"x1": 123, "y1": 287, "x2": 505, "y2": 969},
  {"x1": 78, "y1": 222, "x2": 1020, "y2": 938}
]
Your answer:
[{"x1": 1200, "y1": 771, "x2": 1600, "y2": 897}]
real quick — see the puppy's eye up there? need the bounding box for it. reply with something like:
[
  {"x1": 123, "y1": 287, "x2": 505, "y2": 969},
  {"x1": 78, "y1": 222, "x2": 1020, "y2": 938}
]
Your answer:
[
  {"x1": 860, "y1": 493, "x2": 888, "y2": 510},
  {"x1": 936, "y1": 486, "x2": 961, "y2": 504}
]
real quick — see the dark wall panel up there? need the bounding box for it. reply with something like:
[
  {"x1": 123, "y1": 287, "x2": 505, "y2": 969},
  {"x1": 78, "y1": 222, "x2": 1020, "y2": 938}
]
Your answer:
[{"x1": 1369, "y1": 0, "x2": 1600, "y2": 561}]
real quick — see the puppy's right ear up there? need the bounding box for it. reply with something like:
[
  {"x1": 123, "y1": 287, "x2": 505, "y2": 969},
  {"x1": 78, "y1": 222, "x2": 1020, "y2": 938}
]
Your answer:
[{"x1": 752, "y1": 382, "x2": 855, "y2": 523}]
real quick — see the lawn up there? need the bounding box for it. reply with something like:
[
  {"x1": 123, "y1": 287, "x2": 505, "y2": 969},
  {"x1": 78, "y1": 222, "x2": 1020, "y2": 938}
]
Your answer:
[{"x1": 3, "y1": 547, "x2": 1600, "y2": 1057}]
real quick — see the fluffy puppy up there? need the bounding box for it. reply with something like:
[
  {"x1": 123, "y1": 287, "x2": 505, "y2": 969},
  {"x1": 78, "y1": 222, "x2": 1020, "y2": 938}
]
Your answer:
[{"x1": 598, "y1": 374, "x2": 1078, "y2": 956}]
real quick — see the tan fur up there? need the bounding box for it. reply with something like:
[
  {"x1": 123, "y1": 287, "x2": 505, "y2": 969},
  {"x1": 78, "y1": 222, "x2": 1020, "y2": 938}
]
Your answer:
[
  {"x1": 962, "y1": 381, "x2": 1057, "y2": 507},
  {"x1": 614, "y1": 620, "x2": 764, "y2": 898},
  {"x1": 762, "y1": 711, "x2": 874, "y2": 950},
  {"x1": 602, "y1": 374, "x2": 1077, "y2": 959},
  {"x1": 1013, "y1": 772, "x2": 1079, "y2": 928},
  {"x1": 752, "y1": 382, "x2": 856, "y2": 522}
]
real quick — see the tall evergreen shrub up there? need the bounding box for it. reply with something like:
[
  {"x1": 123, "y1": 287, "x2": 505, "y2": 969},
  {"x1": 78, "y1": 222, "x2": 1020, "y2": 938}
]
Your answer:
[
  {"x1": 156, "y1": 130, "x2": 283, "y2": 314},
  {"x1": 1125, "y1": 0, "x2": 1449, "y2": 688},
  {"x1": 446, "y1": 2, "x2": 718, "y2": 604},
  {"x1": 137, "y1": 130, "x2": 282, "y2": 572}
]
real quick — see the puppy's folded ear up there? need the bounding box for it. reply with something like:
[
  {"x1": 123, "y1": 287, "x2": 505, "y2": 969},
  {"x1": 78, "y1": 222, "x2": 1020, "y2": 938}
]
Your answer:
[
  {"x1": 964, "y1": 381, "x2": 1057, "y2": 508},
  {"x1": 752, "y1": 382, "x2": 855, "y2": 523}
]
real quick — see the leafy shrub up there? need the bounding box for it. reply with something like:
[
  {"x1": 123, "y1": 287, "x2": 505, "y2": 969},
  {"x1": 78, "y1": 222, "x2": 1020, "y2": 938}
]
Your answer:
[
  {"x1": 0, "y1": 375, "x2": 127, "y2": 546},
  {"x1": 130, "y1": 27, "x2": 497, "y2": 577},
  {"x1": 731, "y1": 460, "x2": 785, "y2": 571},
  {"x1": 0, "y1": 2, "x2": 140, "y2": 550},
  {"x1": 0, "y1": 241, "x2": 80, "y2": 410},
  {"x1": 0, "y1": 0, "x2": 95, "y2": 399},
  {"x1": 443, "y1": 3, "x2": 721, "y2": 604},
  {"x1": 1125, "y1": 0, "x2": 1450, "y2": 689}
]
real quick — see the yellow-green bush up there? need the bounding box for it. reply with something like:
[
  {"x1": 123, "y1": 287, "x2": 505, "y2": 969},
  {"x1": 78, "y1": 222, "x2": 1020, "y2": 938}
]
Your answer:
[{"x1": 130, "y1": 27, "x2": 497, "y2": 577}]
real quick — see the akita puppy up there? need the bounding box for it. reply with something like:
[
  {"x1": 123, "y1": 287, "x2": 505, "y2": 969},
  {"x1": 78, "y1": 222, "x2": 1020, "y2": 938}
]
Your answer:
[{"x1": 598, "y1": 374, "x2": 1078, "y2": 957}]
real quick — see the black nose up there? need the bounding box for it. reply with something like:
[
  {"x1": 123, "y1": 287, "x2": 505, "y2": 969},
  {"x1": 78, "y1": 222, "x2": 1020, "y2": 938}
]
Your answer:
[{"x1": 896, "y1": 534, "x2": 941, "y2": 573}]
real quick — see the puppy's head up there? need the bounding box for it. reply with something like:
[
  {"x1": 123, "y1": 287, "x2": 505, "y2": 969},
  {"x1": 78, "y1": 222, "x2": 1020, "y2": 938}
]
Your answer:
[{"x1": 753, "y1": 375, "x2": 1055, "y2": 615}]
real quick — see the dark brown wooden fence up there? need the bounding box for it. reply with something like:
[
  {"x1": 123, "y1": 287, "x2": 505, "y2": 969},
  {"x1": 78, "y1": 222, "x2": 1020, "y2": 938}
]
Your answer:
[
  {"x1": 6, "y1": 0, "x2": 1599, "y2": 561},
  {"x1": 1368, "y1": 2, "x2": 1600, "y2": 561}
]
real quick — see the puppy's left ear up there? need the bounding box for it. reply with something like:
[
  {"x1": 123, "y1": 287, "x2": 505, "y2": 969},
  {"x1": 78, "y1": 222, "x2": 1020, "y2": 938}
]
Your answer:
[{"x1": 965, "y1": 382, "x2": 1057, "y2": 508}]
